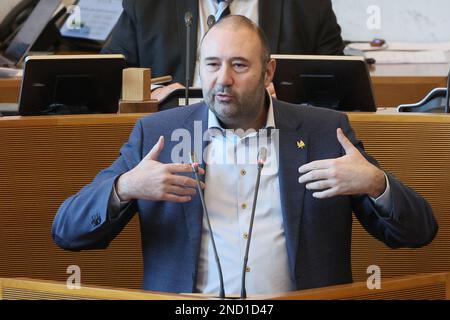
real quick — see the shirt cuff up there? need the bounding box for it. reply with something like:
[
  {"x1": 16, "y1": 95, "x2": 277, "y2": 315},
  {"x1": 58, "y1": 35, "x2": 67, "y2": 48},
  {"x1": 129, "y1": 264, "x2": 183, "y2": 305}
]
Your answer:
[
  {"x1": 108, "y1": 176, "x2": 131, "y2": 219},
  {"x1": 369, "y1": 173, "x2": 393, "y2": 217}
]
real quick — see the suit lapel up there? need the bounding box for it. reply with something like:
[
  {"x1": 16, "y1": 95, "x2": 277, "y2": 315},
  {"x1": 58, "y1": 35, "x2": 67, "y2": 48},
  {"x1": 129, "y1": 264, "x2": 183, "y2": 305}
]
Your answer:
[
  {"x1": 259, "y1": 0, "x2": 282, "y2": 53},
  {"x1": 176, "y1": 0, "x2": 199, "y2": 86},
  {"x1": 181, "y1": 103, "x2": 209, "y2": 252},
  {"x1": 274, "y1": 101, "x2": 309, "y2": 280}
]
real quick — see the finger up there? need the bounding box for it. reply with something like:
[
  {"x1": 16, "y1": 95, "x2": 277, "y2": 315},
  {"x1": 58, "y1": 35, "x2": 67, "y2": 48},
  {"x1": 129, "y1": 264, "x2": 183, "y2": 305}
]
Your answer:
[
  {"x1": 305, "y1": 180, "x2": 334, "y2": 191},
  {"x1": 336, "y1": 128, "x2": 356, "y2": 155},
  {"x1": 298, "y1": 169, "x2": 331, "y2": 184},
  {"x1": 162, "y1": 194, "x2": 192, "y2": 203},
  {"x1": 169, "y1": 175, "x2": 201, "y2": 189},
  {"x1": 299, "y1": 159, "x2": 334, "y2": 174},
  {"x1": 166, "y1": 185, "x2": 197, "y2": 197},
  {"x1": 145, "y1": 136, "x2": 165, "y2": 161},
  {"x1": 166, "y1": 163, "x2": 195, "y2": 174},
  {"x1": 165, "y1": 163, "x2": 206, "y2": 175},
  {"x1": 312, "y1": 187, "x2": 339, "y2": 199}
]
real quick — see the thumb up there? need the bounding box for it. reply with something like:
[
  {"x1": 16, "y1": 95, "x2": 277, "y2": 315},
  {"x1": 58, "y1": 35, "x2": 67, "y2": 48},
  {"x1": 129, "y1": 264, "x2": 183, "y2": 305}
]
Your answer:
[
  {"x1": 336, "y1": 128, "x2": 356, "y2": 155},
  {"x1": 145, "y1": 136, "x2": 165, "y2": 161}
]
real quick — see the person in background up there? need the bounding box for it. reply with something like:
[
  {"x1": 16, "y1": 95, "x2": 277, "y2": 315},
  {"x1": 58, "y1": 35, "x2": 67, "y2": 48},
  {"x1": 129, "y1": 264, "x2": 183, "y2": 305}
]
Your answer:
[{"x1": 102, "y1": 0, "x2": 345, "y2": 99}]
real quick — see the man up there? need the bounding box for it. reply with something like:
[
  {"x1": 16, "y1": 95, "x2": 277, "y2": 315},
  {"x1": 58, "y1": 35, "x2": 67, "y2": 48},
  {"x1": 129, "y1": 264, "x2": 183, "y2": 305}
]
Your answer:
[
  {"x1": 101, "y1": 0, "x2": 345, "y2": 98},
  {"x1": 53, "y1": 16, "x2": 437, "y2": 295}
]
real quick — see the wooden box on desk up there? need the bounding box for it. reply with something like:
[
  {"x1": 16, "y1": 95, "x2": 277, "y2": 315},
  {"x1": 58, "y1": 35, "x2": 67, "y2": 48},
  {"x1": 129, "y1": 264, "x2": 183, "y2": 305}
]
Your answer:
[
  {"x1": 119, "y1": 68, "x2": 158, "y2": 113},
  {"x1": 119, "y1": 100, "x2": 159, "y2": 113},
  {"x1": 122, "y1": 68, "x2": 152, "y2": 101}
]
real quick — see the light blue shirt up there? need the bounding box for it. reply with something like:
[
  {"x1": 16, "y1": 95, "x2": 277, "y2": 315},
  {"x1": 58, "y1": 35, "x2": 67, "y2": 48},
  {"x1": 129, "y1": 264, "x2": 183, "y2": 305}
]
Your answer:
[{"x1": 196, "y1": 97, "x2": 295, "y2": 295}]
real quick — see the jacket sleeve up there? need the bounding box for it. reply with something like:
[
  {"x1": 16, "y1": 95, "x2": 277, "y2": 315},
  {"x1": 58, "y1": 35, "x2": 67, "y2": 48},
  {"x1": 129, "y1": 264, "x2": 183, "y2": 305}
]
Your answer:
[
  {"x1": 101, "y1": 0, "x2": 139, "y2": 67},
  {"x1": 315, "y1": 0, "x2": 345, "y2": 55},
  {"x1": 51, "y1": 119, "x2": 145, "y2": 251},
  {"x1": 339, "y1": 113, "x2": 438, "y2": 248}
]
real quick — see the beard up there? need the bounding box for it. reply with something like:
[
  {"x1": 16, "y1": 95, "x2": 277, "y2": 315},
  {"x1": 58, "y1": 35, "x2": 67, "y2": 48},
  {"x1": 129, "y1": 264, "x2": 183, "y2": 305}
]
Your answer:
[{"x1": 203, "y1": 79, "x2": 267, "y2": 130}]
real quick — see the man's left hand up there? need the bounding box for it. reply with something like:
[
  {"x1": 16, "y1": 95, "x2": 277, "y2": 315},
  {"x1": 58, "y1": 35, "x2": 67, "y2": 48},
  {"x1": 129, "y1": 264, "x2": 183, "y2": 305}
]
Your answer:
[{"x1": 298, "y1": 128, "x2": 386, "y2": 199}]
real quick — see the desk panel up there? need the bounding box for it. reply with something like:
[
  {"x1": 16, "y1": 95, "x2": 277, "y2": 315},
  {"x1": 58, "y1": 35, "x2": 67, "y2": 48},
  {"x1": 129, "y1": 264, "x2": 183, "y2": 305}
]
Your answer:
[{"x1": 0, "y1": 113, "x2": 449, "y2": 289}]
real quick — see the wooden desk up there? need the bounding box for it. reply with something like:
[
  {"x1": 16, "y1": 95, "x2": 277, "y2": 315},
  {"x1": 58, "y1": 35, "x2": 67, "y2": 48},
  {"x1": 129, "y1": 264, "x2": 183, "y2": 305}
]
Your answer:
[
  {"x1": 1, "y1": 63, "x2": 449, "y2": 106},
  {"x1": 370, "y1": 63, "x2": 449, "y2": 107},
  {"x1": 1, "y1": 113, "x2": 449, "y2": 291},
  {"x1": 0, "y1": 78, "x2": 21, "y2": 103},
  {"x1": 2, "y1": 273, "x2": 449, "y2": 299}
]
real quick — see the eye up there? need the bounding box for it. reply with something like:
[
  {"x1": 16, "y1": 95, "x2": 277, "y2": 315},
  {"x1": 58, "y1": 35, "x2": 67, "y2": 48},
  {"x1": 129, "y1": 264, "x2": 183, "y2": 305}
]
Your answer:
[
  {"x1": 233, "y1": 62, "x2": 248, "y2": 71},
  {"x1": 205, "y1": 62, "x2": 220, "y2": 70}
]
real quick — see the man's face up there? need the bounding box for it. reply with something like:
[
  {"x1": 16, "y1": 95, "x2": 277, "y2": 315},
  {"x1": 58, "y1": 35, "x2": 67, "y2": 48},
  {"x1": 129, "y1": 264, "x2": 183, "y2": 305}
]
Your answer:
[{"x1": 199, "y1": 26, "x2": 274, "y2": 129}]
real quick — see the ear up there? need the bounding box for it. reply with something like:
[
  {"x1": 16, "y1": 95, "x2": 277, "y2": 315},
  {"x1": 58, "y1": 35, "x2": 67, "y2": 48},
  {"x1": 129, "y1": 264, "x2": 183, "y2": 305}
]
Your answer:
[{"x1": 264, "y1": 58, "x2": 277, "y2": 88}]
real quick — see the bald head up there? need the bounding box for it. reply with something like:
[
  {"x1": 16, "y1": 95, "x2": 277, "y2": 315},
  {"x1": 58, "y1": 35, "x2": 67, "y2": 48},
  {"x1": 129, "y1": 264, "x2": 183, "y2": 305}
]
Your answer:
[
  {"x1": 200, "y1": 15, "x2": 271, "y2": 66},
  {"x1": 197, "y1": 15, "x2": 277, "y2": 131}
]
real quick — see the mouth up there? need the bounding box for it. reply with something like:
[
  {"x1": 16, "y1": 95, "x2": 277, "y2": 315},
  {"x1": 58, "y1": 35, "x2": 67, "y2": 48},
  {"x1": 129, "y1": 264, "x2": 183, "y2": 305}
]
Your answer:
[{"x1": 215, "y1": 93, "x2": 233, "y2": 103}]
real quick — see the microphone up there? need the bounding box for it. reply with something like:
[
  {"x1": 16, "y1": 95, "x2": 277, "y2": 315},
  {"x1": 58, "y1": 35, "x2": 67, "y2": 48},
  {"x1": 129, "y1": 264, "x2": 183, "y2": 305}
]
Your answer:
[
  {"x1": 207, "y1": 15, "x2": 216, "y2": 29},
  {"x1": 240, "y1": 147, "x2": 267, "y2": 299},
  {"x1": 184, "y1": 12, "x2": 194, "y2": 106},
  {"x1": 190, "y1": 152, "x2": 226, "y2": 299}
]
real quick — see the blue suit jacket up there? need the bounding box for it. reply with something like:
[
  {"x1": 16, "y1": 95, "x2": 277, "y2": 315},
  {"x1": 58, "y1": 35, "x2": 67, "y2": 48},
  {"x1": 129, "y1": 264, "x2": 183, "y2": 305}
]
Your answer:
[{"x1": 52, "y1": 100, "x2": 438, "y2": 293}]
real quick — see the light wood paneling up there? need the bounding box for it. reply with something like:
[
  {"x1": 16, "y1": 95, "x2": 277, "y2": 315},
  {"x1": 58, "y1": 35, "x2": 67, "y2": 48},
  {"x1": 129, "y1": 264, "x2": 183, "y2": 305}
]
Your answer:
[
  {"x1": 1, "y1": 113, "x2": 450, "y2": 292},
  {"x1": 2, "y1": 273, "x2": 449, "y2": 299},
  {"x1": 372, "y1": 76, "x2": 447, "y2": 107},
  {"x1": 348, "y1": 113, "x2": 450, "y2": 282},
  {"x1": 0, "y1": 278, "x2": 199, "y2": 300},
  {"x1": 0, "y1": 78, "x2": 21, "y2": 103},
  {"x1": 263, "y1": 273, "x2": 450, "y2": 300},
  {"x1": 0, "y1": 114, "x2": 143, "y2": 289}
]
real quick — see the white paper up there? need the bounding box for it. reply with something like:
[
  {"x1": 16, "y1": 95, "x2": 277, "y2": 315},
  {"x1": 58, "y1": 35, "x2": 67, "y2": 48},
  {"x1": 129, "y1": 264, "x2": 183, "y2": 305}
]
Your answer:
[
  {"x1": 365, "y1": 51, "x2": 449, "y2": 64},
  {"x1": 349, "y1": 42, "x2": 450, "y2": 52},
  {"x1": 386, "y1": 42, "x2": 450, "y2": 51},
  {"x1": 60, "y1": 0, "x2": 123, "y2": 41}
]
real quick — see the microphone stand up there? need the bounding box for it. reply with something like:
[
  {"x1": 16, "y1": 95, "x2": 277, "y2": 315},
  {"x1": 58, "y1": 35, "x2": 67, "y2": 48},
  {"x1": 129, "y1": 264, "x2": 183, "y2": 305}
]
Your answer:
[
  {"x1": 190, "y1": 153, "x2": 226, "y2": 299},
  {"x1": 184, "y1": 12, "x2": 193, "y2": 106},
  {"x1": 240, "y1": 148, "x2": 266, "y2": 299}
]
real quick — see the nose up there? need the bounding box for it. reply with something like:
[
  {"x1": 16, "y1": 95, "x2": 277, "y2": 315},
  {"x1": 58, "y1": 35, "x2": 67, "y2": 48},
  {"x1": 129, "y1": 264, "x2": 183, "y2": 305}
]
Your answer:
[{"x1": 217, "y1": 63, "x2": 234, "y2": 87}]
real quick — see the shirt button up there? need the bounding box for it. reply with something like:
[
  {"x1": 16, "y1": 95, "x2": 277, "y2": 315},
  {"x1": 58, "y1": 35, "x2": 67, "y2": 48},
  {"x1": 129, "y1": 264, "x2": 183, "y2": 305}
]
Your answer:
[
  {"x1": 243, "y1": 233, "x2": 249, "y2": 240},
  {"x1": 245, "y1": 266, "x2": 251, "y2": 273},
  {"x1": 241, "y1": 203, "x2": 247, "y2": 210},
  {"x1": 240, "y1": 169, "x2": 246, "y2": 176}
]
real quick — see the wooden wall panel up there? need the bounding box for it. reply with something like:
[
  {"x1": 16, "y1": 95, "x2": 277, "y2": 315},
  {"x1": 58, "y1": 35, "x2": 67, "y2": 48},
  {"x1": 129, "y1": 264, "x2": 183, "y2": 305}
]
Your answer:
[
  {"x1": 349, "y1": 114, "x2": 450, "y2": 282},
  {"x1": 350, "y1": 283, "x2": 446, "y2": 300},
  {"x1": 1, "y1": 113, "x2": 449, "y2": 293},
  {"x1": 0, "y1": 116, "x2": 143, "y2": 289}
]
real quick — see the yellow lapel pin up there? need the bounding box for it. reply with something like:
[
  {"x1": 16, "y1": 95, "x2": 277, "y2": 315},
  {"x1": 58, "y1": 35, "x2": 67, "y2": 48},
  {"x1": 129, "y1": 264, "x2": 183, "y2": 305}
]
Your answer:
[{"x1": 297, "y1": 140, "x2": 306, "y2": 149}]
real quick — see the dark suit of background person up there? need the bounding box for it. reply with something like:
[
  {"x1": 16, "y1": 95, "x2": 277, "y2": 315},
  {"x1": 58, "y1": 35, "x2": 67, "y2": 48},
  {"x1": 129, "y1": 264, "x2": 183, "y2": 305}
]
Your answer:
[
  {"x1": 52, "y1": 100, "x2": 438, "y2": 293},
  {"x1": 101, "y1": 0, "x2": 345, "y2": 85}
]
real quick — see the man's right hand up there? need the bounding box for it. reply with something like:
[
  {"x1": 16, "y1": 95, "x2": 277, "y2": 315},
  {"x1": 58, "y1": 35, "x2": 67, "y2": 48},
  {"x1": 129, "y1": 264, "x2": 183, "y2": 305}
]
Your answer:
[{"x1": 116, "y1": 136, "x2": 205, "y2": 203}]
